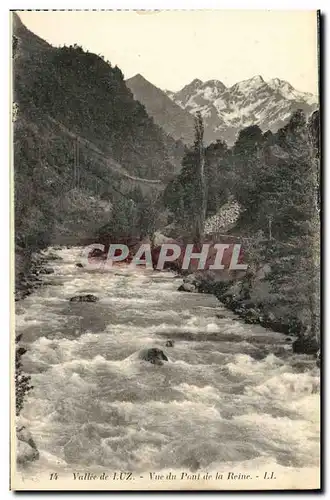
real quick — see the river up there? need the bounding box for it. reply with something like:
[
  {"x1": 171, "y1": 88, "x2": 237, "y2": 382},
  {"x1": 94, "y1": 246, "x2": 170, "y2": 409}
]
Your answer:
[{"x1": 15, "y1": 246, "x2": 320, "y2": 489}]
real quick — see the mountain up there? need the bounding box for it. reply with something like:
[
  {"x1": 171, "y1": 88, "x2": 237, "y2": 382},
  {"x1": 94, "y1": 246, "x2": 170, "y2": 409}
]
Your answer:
[
  {"x1": 14, "y1": 14, "x2": 182, "y2": 181},
  {"x1": 126, "y1": 74, "x2": 195, "y2": 144},
  {"x1": 166, "y1": 76, "x2": 318, "y2": 145}
]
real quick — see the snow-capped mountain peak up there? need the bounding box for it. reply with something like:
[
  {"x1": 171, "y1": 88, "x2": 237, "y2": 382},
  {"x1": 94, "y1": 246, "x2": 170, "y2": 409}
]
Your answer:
[
  {"x1": 203, "y1": 79, "x2": 227, "y2": 90},
  {"x1": 230, "y1": 75, "x2": 266, "y2": 94},
  {"x1": 267, "y1": 78, "x2": 316, "y2": 105},
  {"x1": 268, "y1": 77, "x2": 286, "y2": 87},
  {"x1": 166, "y1": 75, "x2": 318, "y2": 145}
]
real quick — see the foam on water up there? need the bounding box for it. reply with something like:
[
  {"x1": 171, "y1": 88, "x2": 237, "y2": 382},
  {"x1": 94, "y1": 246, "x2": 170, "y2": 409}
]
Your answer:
[{"x1": 16, "y1": 246, "x2": 320, "y2": 480}]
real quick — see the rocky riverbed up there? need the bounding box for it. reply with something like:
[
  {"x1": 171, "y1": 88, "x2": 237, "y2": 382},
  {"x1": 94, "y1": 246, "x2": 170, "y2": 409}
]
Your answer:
[
  {"x1": 14, "y1": 246, "x2": 320, "y2": 487},
  {"x1": 178, "y1": 272, "x2": 320, "y2": 363}
]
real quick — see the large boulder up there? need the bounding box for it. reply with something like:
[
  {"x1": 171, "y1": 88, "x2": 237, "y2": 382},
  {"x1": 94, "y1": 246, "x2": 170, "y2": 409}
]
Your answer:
[{"x1": 138, "y1": 348, "x2": 168, "y2": 366}]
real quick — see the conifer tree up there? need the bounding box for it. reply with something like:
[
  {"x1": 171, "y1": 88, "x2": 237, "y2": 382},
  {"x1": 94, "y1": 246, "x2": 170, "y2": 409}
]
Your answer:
[{"x1": 163, "y1": 112, "x2": 206, "y2": 245}]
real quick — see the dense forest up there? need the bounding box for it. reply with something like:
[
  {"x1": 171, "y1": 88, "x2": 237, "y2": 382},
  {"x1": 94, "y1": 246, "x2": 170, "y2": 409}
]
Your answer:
[
  {"x1": 13, "y1": 13, "x2": 183, "y2": 253},
  {"x1": 164, "y1": 109, "x2": 320, "y2": 343}
]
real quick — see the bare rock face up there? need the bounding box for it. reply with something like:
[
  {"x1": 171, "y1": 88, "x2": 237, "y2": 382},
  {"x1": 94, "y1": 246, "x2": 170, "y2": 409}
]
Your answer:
[
  {"x1": 292, "y1": 336, "x2": 319, "y2": 355},
  {"x1": 138, "y1": 348, "x2": 168, "y2": 366}
]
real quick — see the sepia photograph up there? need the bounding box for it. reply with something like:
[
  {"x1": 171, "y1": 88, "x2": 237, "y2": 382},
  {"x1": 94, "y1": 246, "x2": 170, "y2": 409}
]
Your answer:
[{"x1": 10, "y1": 9, "x2": 320, "y2": 491}]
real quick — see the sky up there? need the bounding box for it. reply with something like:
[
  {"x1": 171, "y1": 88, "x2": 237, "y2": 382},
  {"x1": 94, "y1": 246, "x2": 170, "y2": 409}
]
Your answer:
[{"x1": 17, "y1": 10, "x2": 319, "y2": 94}]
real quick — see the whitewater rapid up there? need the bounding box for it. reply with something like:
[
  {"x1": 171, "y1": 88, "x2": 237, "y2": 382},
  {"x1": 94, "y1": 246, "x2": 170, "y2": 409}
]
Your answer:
[{"x1": 15, "y1": 247, "x2": 320, "y2": 488}]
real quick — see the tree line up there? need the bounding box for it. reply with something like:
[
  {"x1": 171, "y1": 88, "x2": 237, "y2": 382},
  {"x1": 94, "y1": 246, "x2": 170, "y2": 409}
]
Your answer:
[{"x1": 164, "y1": 109, "x2": 320, "y2": 339}]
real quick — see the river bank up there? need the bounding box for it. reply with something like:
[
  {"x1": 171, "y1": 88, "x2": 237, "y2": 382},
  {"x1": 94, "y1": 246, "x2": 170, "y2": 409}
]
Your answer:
[
  {"x1": 15, "y1": 246, "x2": 65, "y2": 464},
  {"x1": 15, "y1": 246, "x2": 64, "y2": 302},
  {"x1": 178, "y1": 272, "x2": 320, "y2": 364}
]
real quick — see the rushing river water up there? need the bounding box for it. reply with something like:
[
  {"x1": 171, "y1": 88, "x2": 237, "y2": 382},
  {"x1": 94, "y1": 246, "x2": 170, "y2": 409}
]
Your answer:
[{"x1": 15, "y1": 247, "x2": 320, "y2": 489}]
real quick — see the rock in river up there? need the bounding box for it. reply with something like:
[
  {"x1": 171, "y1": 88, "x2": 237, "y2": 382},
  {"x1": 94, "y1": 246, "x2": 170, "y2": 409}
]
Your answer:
[
  {"x1": 138, "y1": 348, "x2": 168, "y2": 366},
  {"x1": 178, "y1": 282, "x2": 196, "y2": 293},
  {"x1": 70, "y1": 294, "x2": 99, "y2": 303}
]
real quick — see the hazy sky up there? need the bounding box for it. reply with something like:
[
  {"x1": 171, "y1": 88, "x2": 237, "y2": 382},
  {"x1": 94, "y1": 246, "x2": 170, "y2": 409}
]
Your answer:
[{"x1": 17, "y1": 10, "x2": 318, "y2": 94}]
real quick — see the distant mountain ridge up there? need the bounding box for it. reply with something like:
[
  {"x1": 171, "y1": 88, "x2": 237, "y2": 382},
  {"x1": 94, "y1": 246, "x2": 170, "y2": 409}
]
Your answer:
[
  {"x1": 126, "y1": 74, "x2": 195, "y2": 144},
  {"x1": 166, "y1": 75, "x2": 318, "y2": 144},
  {"x1": 13, "y1": 13, "x2": 182, "y2": 181}
]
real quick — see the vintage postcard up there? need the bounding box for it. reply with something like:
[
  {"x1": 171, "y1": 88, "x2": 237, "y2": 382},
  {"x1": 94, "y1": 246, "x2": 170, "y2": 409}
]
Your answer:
[{"x1": 11, "y1": 9, "x2": 321, "y2": 491}]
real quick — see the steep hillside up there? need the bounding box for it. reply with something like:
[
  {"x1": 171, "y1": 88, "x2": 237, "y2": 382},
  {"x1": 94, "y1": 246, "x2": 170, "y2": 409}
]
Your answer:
[
  {"x1": 166, "y1": 76, "x2": 318, "y2": 145},
  {"x1": 126, "y1": 74, "x2": 195, "y2": 144},
  {"x1": 13, "y1": 13, "x2": 179, "y2": 181}
]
